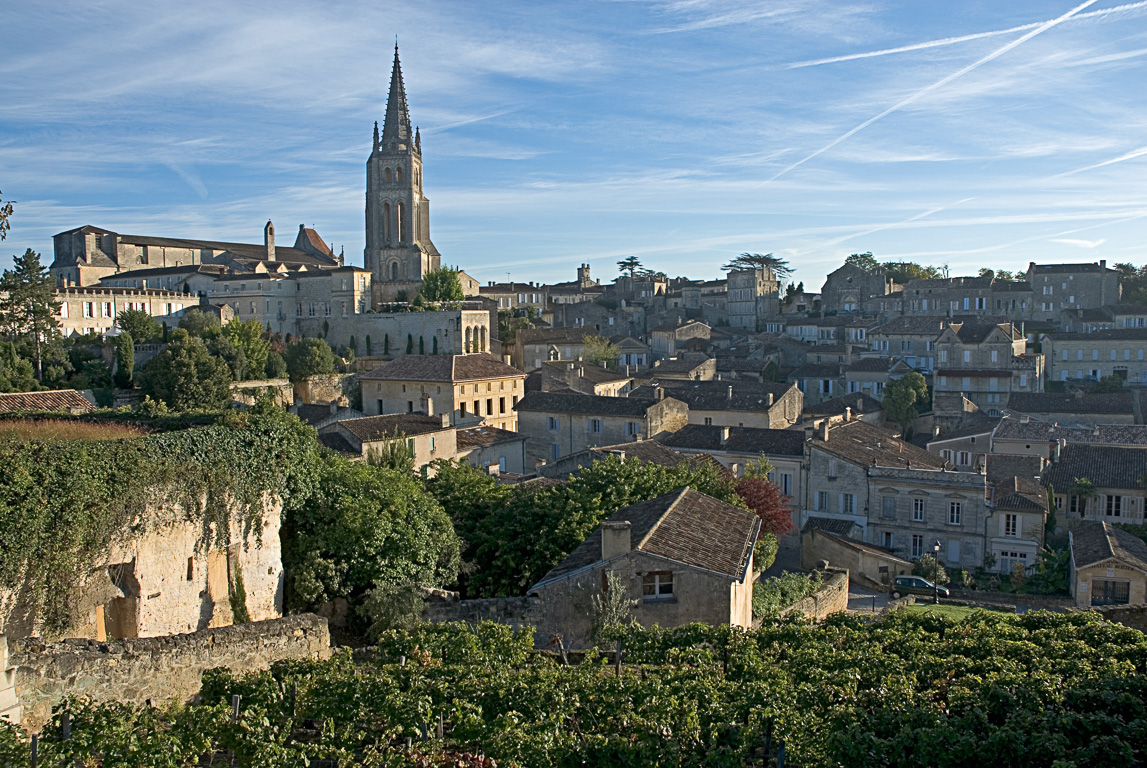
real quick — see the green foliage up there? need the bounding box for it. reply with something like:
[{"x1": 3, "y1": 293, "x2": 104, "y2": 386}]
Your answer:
[
  {"x1": 282, "y1": 455, "x2": 460, "y2": 632},
  {"x1": 418, "y1": 266, "x2": 466, "y2": 303},
  {"x1": 115, "y1": 307, "x2": 162, "y2": 342},
  {"x1": 752, "y1": 571, "x2": 823, "y2": 619},
  {"x1": 1115, "y1": 262, "x2": 1147, "y2": 306},
  {"x1": 581, "y1": 334, "x2": 620, "y2": 367},
  {"x1": 13, "y1": 614, "x2": 1147, "y2": 767},
  {"x1": 617, "y1": 255, "x2": 642, "y2": 277},
  {"x1": 1092, "y1": 374, "x2": 1125, "y2": 393},
  {"x1": 883, "y1": 370, "x2": 929, "y2": 433},
  {"x1": 0, "y1": 406, "x2": 318, "y2": 633},
  {"x1": 428, "y1": 455, "x2": 743, "y2": 597},
  {"x1": 365, "y1": 429, "x2": 416, "y2": 474},
  {"x1": 177, "y1": 308, "x2": 221, "y2": 338},
  {"x1": 0, "y1": 248, "x2": 61, "y2": 379},
  {"x1": 114, "y1": 330, "x2": 134, "y2": 386},
  {"x1": 913, "y1": 553, "x2": 950, "y2": 585},
  {"x1": 264, "y1": 350, "x2": 287, "y2": 378},
  {"x1": 139, "y1": 329, "x2": 233, "y2": 411},
  {"x1": 0, "y1": 189, "x2": 12, "y2": 240},
  {"x1": 844, "y1": 251, "x2": 879, "y2": 272},
  {"x1": 590, "y1": 570, "x2": 637, "y2": 642},
  {"x1": 229, "y1": 560, "x2": 251, "y2": 624},
  {"x1": 222, "y1": 318, "x2": 270, "y2": 380},
  {"x1": 360, "y1": 583, "x2": 428, "y2": 639},
  {"x1": 0, "y1": 341, "x2": 38, "y2": 392},
  {"x1": 882, "y1": 260, "x2": 943, "y2": 284},
  {"x1": 723, "y1": 251, "x2": 793, "y2": 279},
  {"x1": 284, "y1": 337, "x2": 335, "y2": 382},
  {"x1": 753, "y1": 533, "x2": 778, "y2": 573}
]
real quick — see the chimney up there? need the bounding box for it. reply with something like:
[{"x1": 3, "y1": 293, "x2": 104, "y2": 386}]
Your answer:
[
  {"x1": 440, "y1": 412, "x2": 451, "y2": 428},
  {"x1": 933, "y1": 425, "x2": 940, "y2": 438},
  {"x1": 728, "y1": 385, "x2": 734, "y2": 400},
  {"x1": 720, "y1": 426, "x2": 730, "y2": 445},
  {"x1": 425, "y1": 396, "x2": 434, "y2": 416},
  {"x1": 845, "y1": 407, "x2": 852, "y2": 422},
  {"x1": 264, "y1": 221, "x2": 276, "y2": 262},
  {"x1": 535, "y1": 458, "x2": 547, "y2": 469},
  {"x1": 655, "y1": 387, "x2": 665, "y2": 401},
  {"x1": 503, "y1": 354, "x2": 512, "y2": 365},
  {"x1": 767, "y1": 393, "x2": 774, "y2": 406},
  {"x1": 601, "y1": 521, "x2": 632, "y2": 561},
  {"x1": 486, "y1": 462, "x2": 501, "y2": 476},
  {"x1": 1053, "y1": 438, "x2": 1064, "y2": 462},
  {"x1": 819, "y1": 420, "x2": 830, "y2": 441}
]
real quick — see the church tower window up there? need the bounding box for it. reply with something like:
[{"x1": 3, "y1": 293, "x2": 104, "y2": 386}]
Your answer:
[
  {"x1": 384, "y1": 167, "x2": 392, "y2": 182},
  {"x1": 397, "y1": 202, "x2": 406, "y2": 243},
  {"x1": 382, "y1": 202, "x2": 391, "y2": 243},
  {"x1": 396, "y1": 166, "x2": 404, "y2": 182},
  {"x1": 390, "y1": 262, "x2": 399, "y2": 281}
]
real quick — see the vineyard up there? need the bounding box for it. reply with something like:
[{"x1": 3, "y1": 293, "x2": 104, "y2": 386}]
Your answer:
[{"x1": 2, "y1": 611, "x2": 1146, "y2": 767}]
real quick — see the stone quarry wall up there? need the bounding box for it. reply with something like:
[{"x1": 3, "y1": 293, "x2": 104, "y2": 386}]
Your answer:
[
  {"x1": 779, "y1": 569, "x2": 849, "y2": 622},
  {"x1": 9, "y1": 614, "x2": 330, "y2": 731}
]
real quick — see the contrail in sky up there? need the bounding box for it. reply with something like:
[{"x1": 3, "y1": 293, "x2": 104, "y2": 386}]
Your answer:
[
  {"x1": 787, "y1": 0, "x2": 1147, "y2": 69},
  {"x1": 1051, "y1": 145, "x2": 1147, "y2": 178},
  {"x1": 769, "y1": 0, "x2": 1101, "y2": 182}
]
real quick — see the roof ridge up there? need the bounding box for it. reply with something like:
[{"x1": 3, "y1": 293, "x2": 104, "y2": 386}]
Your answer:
[{"x1": 637, "y1": 486, "x2": 688, "y2": 550}]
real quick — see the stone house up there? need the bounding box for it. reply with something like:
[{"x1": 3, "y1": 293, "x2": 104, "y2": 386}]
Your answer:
[
  {"x1": 531, "y1": 361, "x2": 632, "y2": 397},
  {"x1": 843, "y1": 357, "x2": 911, "y2": 399},
  {"x1": 1059, "y1": 308, "x2": 1114, "y2": 334},
  {"x1": 819, "y1": 263, "x2": 894, "y2": 314},
  {"x1": 644, "y1": 355, "x2": 715, "y2": 382},
  {"x1": 924, "y1": 419, "x2": 999, "y2": 470},
  {"x1": 529, "y1": 488, "x2": 760, "y2": 648},
  {"x1": 727, "y1": 268, "x2": 781, "y2": 331},
  {"x1": 1044, "y1": 444, "x2": 1147, "y2": 528},
  {"x1": 1069, "y1": 522, "x2": 1147, "y2": 607},
  {"x1": 934, "y1": 321, "x2": 1042, "y2": 418},
  {"x1": 631, "y1": 380, "x2": 802, "y2": 429},
  {"x1": 514, "y1": 390, "x2": 688, "y2": 465},
  {"x1": 99, "y1": 264, "x2": 226, "y2": 296},
  {"x1": 1026, "y1": 261, "x2": 1120, "y2": 323},
  {"x1": 803, "y1": 393, "x2": 885, "y2": 426},
  {"x1": 1041, "y1": 328, "x2": 1147, "y2": 385},
  {"x1": 800, "y1": 520, "x2": 912, "y2": 591},
  {"x1": 360, "y1": 353, "x2": 526, "y2": 432},
  {"x1": 988, "y1": 474, "x2": 1048, "y2": 574},
  {"x1": 1007, "y1": 392, "x2": 1137, "y2": 427},
  {"x1": 331, "y1": 413, "x2": 456, "y2": 471},
  {"x1": 613, "y1": 336, "x2": 652, "y2": 370},
  {"x1": 0, "y1": 389, "x2": 94, "y2": 414},
  {"x1": 991, "y1": 415, "x2": 1147, "y2": 459},
  {"x1": 788, "y1": 362, "x2": 845, "y2": 405},
  {"x1": 54, "y1": 286, "x2": 193, "y2": 338},
  {"x1": 549, "y1": 300, "x2": 638, "y2": 339},
  {"x1": 478, "y1": 281, "x2": 547, "y2": 312},
  {"x1": 456, "y1": 425, "x2": 528, "y2": 475},
  {"x1": 865, "y1": 316, "x2": 948, "y2": 369},
  {"x1": 510, "y1": 327, "x2": 596, "y2": 371},
  {"x1": 649, "y1": 320, "x2": 711, "y2": 359}
]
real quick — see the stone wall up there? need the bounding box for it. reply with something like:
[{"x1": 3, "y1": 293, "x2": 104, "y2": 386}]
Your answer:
[
  {"x1": 779, "y1": 569, "x2": 849, "y2": 622},
  {"x1": 232, "y1": 378, "x2": 293, "y2": 407},
  {"x1": 422, "y1": 594, "x2": 544, "y2": 635},
  {"x1": 9, "y1": 614, "x2": 330, "y2": 731},
  {"x1": 946, "y1": 589, "x2": 1075, "y2": 613},
  {"x1": 1072, "y1": 603, "x2": 1147, "y2": 632}
]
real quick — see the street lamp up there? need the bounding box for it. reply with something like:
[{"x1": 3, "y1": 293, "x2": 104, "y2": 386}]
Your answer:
[{"x1": 932, "y1": 541, "x2": 942, "y2": 604}]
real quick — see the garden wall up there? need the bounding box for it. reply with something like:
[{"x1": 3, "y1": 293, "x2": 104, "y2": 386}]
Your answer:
[
  {"x1": 8, "y1": 614, "x2": 330, "y2": 731},
  {"x1": 780, "y1": 570, "x2": 849, "y2": 622}
]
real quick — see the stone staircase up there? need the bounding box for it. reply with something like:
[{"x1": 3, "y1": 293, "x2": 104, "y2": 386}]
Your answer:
[{"x1": 0, "y1": 635, "x2": 21, "y2": 725}]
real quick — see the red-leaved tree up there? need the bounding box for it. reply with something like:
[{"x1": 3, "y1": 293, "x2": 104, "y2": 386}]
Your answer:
[{"x1": 735, "y1": 476, "x2": 795, "y2": 538}]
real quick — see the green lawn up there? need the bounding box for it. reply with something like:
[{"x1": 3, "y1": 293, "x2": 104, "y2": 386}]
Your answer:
[{"x1": 900, "y1": 604, "x2": 981, "y2": 619}]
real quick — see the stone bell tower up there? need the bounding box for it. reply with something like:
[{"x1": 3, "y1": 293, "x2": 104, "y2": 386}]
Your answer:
[{"x1": 364, "y1": 44, "x2": 440, "y2": 304}]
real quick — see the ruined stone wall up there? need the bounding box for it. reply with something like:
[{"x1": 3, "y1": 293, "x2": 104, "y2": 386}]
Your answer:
[
  {"x1": 232, "y1": 378, "x2": 293, "y2": 407},
  {"x1": 778, "y1": 569, "x2": 849, "y2": 622},
  {"x1": 9, "y1": 614, "x2": 329, "y2": 731}
]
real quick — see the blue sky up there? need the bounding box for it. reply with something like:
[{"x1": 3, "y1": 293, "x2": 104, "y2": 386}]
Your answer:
[{"x1": 2, "y1": 0, "x2": 1146, "y2": 291}]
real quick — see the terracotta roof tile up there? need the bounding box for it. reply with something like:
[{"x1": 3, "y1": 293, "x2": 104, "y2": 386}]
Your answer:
[{"x1": 0, "y1": 389, "x2": 94, "y2": 413}]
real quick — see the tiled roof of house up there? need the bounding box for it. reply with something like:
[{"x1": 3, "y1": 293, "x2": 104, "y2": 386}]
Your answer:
[
  {"x1": 983, "y1": 454, "x2": 1046, "y2": 485},
  {"x1": 456, "y1": 425, "x2": 523, "y2": 451},
  {"x1": 338, "y1": 413, "x2": 450, "y2": 442},
  {"x1": 1041, "y1": 444, "x2": 1147, "y2": 491},
  {"x1": 515, "y1": 391, "x2": 665, "y2": 417},
  {"x1": 537, "y1": 440, "x2": 691, "y2": 479},
  {"x1": 650, "y1": 356, "x2": 711, "y2": 374},
  {"x1": 361, "y1": 353, "x2": 524, "y2": 382},
  {"x1": 1042, "y1": 328, "x2": 1147, "y2": 342},
  {"x1": 540, "y1": 361, "x2": 631, "y2": 385},
  {"x1": 803, "y1": 393, "x2": 884, "y2": 416},
  {"x1": 296, "y1": 226, "x2": 333, "y2": 256},
  {"x1": 293, "y1": 404, "x2": 364, "y2": 427},
  {"x1": 533, "y1": 487, "x2": 759, "y2": 588},
  {"x1": 815, "y1": 420, "x2": 945, "y2": 470},
  {"x1": 789, "y1": 362, "x2": 842, "y2": 379},
  {"x1": 927, "y1": 418, "x2": 1000, "y2": 443},
  {"x1": 660, "y1": 424, "x2": 805, "y2": 456},
  {"x1": 801, "y1": 517, "x2": 862, "y2": 537},
  {"x1": 517, "y1": 327, "x2": 595, "y2": 345},
  {"x1": 630, "y1": 380, "x2": 790, "y2": 412},
  {"x1": 950, "y1": 321, "x2": 1020, "y2": 344},
  {"x1": 317, "y1": 432, "x2": 359, "y2": 456},
  {"x1": 845, "y1": 357, "x2": 894, "y2": 372},
  {"x1": 1071, "y1": 521, "x2": 1147, "y2": 571},
  {"x1": 1110, "y1": 303, "x2": 1147, "y2": 315},
  {"x1": 992, "y1": 476, "x2": 1046, "y2": 513},
  {"x1": 993, "y1": 415, "x2": 1147, "y2": 446},
  {"x1": 1007, "y1": 392, "x2": 1134, "y2": 415},
  {"x1": 1030, "y1": 262, "x2": 1110, "y2": 274},
  {"x1": 991, "y1": 281, "x2": 1034, "y2": 292},
  {"x1": 0, "y1": 389, "x2": 95, "y2": 413}
]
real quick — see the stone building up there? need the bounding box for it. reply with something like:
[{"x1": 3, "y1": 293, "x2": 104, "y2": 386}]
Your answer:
[
  {"x1": 54, "y1": 286, "x2": 193, "y2": 338},
  {"x1": 478, "y1": 282, "x2": 547, "y2": 312},
  {"x1": 991, "y1": 415, "x2": 1147, "y2": 459},
  {"x1": 649, "y1": 320, "x2": 710, "y2": 359},
  {"x1": 514, "y1": 390, "x2": 687, "y2": 465},
  {"x1": 726, "y1": 268, "x2": 780, "y2": 331},
  {"x1": 530, "y1": 361, "x2": 632, "y2": 397},
  {"x1": 509, "y1": 327, "x2": 596, "y2": 371},
  {"x1": 933, "y1": 320, "x2": 1042, "y2": 418},
  {"x1": 1041, "y1": 328, "x2": 1147, "y2": 385},
  {"x1": 1044, "y1": 444, "x2": 1147, "y2": 528},
  {"x1": 866, "y1": 316, "x2": 949, "y2": 369},
  {"x1": 1027, "y1": 261, "x2": 1120, "y2": 323},
  {"x1": 631, "y1": 380, "x2": 802, "y2": 430},
  {"x1": 1007, "y1": 392, "x2": 1138, "y2": 427},
  {"x1": 1069, "y1": 522, "x2": 1147, "y2": 607},
  {"x1": 330, "y1": 413, "x2": 456, "y2": 471},
  {"x1": 819, "y1": 263, "x2": 894, "y2": 314},
  {"x1": 456, "y1": 425, "x2": 528, "y2": 475},
  {"x1": 359, "y1": 353, "x2": 525, "y2": 431},
  {"x1": 529, "y1": 488, "x2": 759, "y2": 648},
  {"x1": 365, "y1": 46, "x2": 440, "y2": 303}
]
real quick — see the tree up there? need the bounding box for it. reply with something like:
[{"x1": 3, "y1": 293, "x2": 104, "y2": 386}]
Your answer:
[
  {"x1": 115, "y1": 308, "x2": 162, "y2": 342},
  {"x1": 881, "y1": 261, "x2": 942, "y2": 285},
  {"x1": 285, "y1": 337, "x2": 335, "y2": 383},
  {"x1": 264, "y1": 350, "x2": 287, "y2": 378},
  {"x1": 221, "y1": 318, "x2": 269, "y2": 381},
  {"x1": 178, "y1": 308, "x2": 221, "y2": 337},
  {"x1": 582, "y1": 334, "x2": 620, "y2": 368},
  {"x1": 0, "y1": 249, "x2": 61, "y2": 381},
  {"x1": 283, "y1": 456, "x2": 460, "y2": 633},
  {"x1": 0, "y1": 189, "x2": 13, "y2": 241},
  {"x1": 591, "y1": 570, "x2": 637, "y2": 642},
  {"x1": 1069, "y1": 477, "x2": 1098, "y2": 516},
  {"x1": 418, "y1": 266, "x2": 465, "y2": 303},
  {"x1": 1091, "y1": 375, "x2": 1124, "y2": 394},
  {"x1": 139, "y1": 329, "x2": 232, "y2": 410},
  {"x1": 845, "y1": 252, "x2": 879, "y2": 272},
  {"x1": 617, "y1": 256, "x2": 642, "y2": 278},
  {"x1": 365, "y1": 430, "x2": 416, "y2": 474},
  {"x1": 913, "y1": 553, "x2": 949, "y2": 585},
  {"x1": 735, "y1": 476, "x2": 794, "y2": 538},
  {"x1": 0, "y1": 342, "x2": 36, "y2": 392},
  {"x1": 882, "y1": 371, "x2": 929, "y2": 435},
  {"x1": 115, "y1": 331, "x2": 135, "y2": 387},
  {"x1": 722, "y1": 252, "x2": 793, "y2": 280}
]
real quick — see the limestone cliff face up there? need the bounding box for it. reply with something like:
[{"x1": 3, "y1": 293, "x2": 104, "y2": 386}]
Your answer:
[{"x1": 1, "y1": 495, "x2": 284, "y2": 643}]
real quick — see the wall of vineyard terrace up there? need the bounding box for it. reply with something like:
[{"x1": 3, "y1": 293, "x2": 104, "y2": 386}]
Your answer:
[
  {"x1": 9, "y1": 614, "x2": 330, "y2": 731},
  {"x1": 421, "y1": 593, "x2": 544, "y2": 634}
]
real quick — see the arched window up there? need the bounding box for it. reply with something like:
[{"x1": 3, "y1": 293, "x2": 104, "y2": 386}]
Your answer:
[
  {"x1": 397, "y1": 202, "x2": 405, "y2": 243},
  {"x1": 396, "y1": 166, "x2": 403, "y2": 182},
  {"x1": 465, "y1": 327, "x2": 472, "y2": 354},
  {"x1": 390, "y1": 261, "x2": 399, "y2": 281},
  {"x1": 432, "y1": 336, "x2": 438, "y2": 354},
  {"x1": 382, "y1": 202, "x2": 391, "y2": 243},
  {"x1": 479, "y1": 326, "x2": 487, "y2": 352},
  {"x1": 384, "y1": 167, "x2": 392, "y2": 183}
]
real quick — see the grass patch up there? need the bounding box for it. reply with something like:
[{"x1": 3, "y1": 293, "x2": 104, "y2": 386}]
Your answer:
[
  {"x1": 0, "y1": 419, "x2": 149, "y2": 441},
  {"x1": 901, "y1": 604, "x2": 981, "y2": 619}
]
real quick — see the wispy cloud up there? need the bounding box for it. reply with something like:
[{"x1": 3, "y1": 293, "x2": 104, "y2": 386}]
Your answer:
[
  {"x1": 1050, "y1": 237, "x2": 1108, "y2": 248},
  {"x1": 769, "y1": 0, "x2": 1102, "y2": 182}
]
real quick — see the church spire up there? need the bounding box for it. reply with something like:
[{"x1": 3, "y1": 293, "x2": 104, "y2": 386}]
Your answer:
[{"x1": 382, "y1": 43, "x2": 413, "y2": 146}]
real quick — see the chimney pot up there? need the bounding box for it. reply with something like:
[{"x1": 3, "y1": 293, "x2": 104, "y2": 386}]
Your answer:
[
  {"x1": 767, "y1": 393, "x2": 774, "y2": 406},
  {"x1": 601, "y1": 521, "x2": 632, "y2": 561},
  {"x1": 845, "y1": 406, "x2": 852, "y2": 421},
  {"x1": 656, "y1": 387, "x2": 664, "y2": 401},
  {"x1": 728, "y1": 385, "x2": 734, "y2": 399}
]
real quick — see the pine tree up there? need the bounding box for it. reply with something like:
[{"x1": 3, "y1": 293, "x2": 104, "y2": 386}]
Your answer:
[{"x1": 0, "y1": 249, "x2": 61, "y2": 381}]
